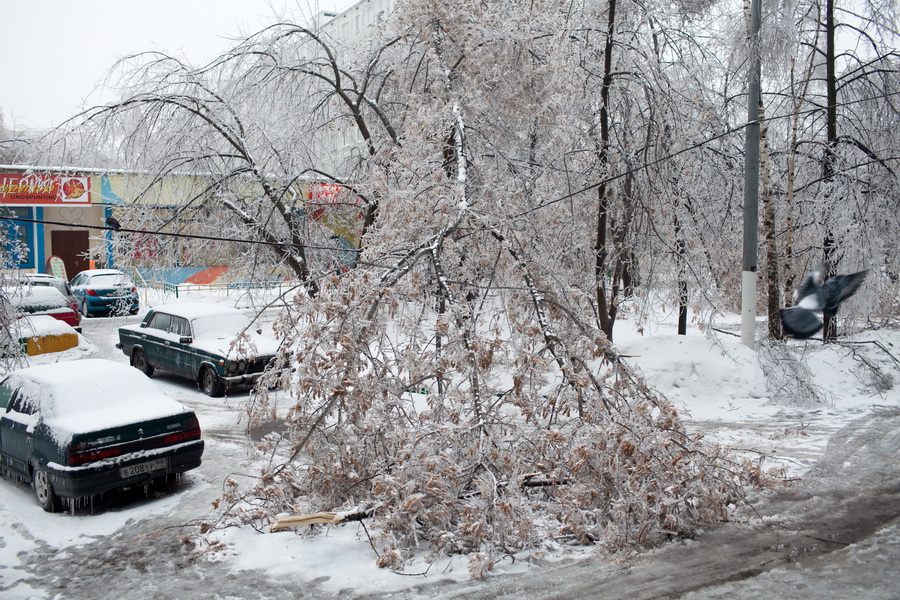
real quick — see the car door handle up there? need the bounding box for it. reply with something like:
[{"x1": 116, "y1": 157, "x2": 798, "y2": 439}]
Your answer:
[{"x1": 164, "y1": 341, "x2": 171, "y2": 346}]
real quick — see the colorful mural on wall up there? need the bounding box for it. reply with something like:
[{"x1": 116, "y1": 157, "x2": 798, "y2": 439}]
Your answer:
[{"x1": 2, "y1": 169, "x2": 363, "y2": 280}]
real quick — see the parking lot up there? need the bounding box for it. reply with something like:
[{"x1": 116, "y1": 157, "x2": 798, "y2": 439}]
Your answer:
[{"x1": 0, "y1": 302, "x2": 314, "y2": 599}]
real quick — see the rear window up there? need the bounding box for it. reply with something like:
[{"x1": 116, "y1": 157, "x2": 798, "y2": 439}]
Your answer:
[
  {"x1": 0, "y1": 381, "x2": 13, "y2": 410},
  {"x1": 4, "y1": 287, "x2": 69, "y2": 312},
  {"x1": 30, "y1": 279, "x2": 71, "y2": 297},
  {"x1": 88, "y1": 274, "x2": 132, "y2": 287}
]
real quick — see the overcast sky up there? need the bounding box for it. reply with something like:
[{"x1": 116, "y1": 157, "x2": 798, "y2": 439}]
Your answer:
[{"x1": 1, "y1": 0, "x2": 357, "y2": 131}]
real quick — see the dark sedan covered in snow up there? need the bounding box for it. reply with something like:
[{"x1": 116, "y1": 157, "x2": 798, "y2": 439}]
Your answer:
[
  {"x1": 117, "y1": 303, "x2": 280, "y2": 397},
  {"x1": 0, "y1": 359, "x2": 204, "y2": 512}
]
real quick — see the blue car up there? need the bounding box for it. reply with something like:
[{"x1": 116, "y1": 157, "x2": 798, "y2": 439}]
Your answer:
[{"x1": 70, "y1": 269, "x2": 140, "y2": 317}]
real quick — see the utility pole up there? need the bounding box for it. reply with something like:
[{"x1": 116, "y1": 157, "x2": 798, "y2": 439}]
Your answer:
[{"x1": 741, "y1": 0, "x2": 761, "y2": 349}]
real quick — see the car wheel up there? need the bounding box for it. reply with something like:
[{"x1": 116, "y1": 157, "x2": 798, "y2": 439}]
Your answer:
[
  {"x1": 200, "y1": 366, "x2": 225, "y2": 397},
  {"x1": 80, "y1": 299, "x2": 91, "y2": 318},
  {"x1": 33, "y1": 466, "x2": 62, "y2": 512},
  {"x1": 132, "y1": 349, "x2": 154, "y2": 377}
]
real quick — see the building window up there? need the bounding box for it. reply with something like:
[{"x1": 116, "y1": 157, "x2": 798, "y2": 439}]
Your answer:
[{"x1": 0, "y1": 206, "x2": 34, "y2": 269}]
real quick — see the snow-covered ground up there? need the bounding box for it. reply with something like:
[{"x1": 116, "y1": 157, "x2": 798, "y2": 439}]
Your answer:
[{"x1": 1, "y1": 290, "x2": 898, "y2": 599}]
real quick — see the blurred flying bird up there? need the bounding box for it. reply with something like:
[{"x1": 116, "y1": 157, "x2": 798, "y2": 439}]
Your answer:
[
  {"x1": 780, "y1": 265, "x2": 868, "y2": 339},
  {"x1": 106, "y1": 216, "x2": 121, "y2": 231}
]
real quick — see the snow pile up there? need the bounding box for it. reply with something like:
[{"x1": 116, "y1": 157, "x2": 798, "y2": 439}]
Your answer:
[{"x1": 617, "y1": 332, "x2": 767, "y2": 415}]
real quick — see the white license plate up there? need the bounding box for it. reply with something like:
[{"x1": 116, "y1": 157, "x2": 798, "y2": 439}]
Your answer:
[{"x1": 120, "y1": 457, "x2": 167, "y2": 478}]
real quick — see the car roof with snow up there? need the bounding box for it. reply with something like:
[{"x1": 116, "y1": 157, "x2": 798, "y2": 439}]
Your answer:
[
  {"x1": 77, "y1": 269, "x2": 129, "y2": 278},
  {"x1": 130, "y1": 302, "x2": 279, "y2": 357},
  {"x1": 146, "y1": 302, "x2": 248, "y2": 321},
  {"x1": 4, "y1": 285, "x2": 70, "y2": 307}
]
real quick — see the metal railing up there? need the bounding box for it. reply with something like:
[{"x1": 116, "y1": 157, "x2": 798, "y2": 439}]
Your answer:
[{"x1": 145, "y1": 279, "x2": 296, "y2": 299}]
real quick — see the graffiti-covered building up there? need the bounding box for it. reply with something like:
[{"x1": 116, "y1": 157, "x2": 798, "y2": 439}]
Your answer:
[{"x1": 0, "y1": 166, "x2": 362, "y2": 283}]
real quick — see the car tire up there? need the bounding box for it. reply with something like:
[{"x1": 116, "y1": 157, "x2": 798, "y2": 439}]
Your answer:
[
  {"x1": 80, "y1": 299, "x2": 91, "y2": 318},
  {"x1": 33, "y1": 465, "x2": 62, "y2": 513},
  {"x1": 200, "y1": 366, "x2": 225, "y2": 397},
  {"x1": 132, "y1": 349, "x2": 154, "y2": 377}
]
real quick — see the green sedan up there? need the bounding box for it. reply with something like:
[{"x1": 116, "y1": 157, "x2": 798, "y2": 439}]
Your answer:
[
  {"x1": 117, "y1": 302, "x2": 280, "y2": 397},
  {"x1": 0, "y1": 359, "x2": 204, "y2": 512}
]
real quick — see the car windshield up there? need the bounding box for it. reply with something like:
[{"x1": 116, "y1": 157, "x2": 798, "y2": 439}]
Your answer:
[
  {"x1": 29, "y1": 279, "x2": 70, "y2": 295},
  {"x1": 88, "y1": 274, "x2": 131, "y2": 287},
  {"x1": 191, "y1": 313, "x2": 252, "y2": 340}
]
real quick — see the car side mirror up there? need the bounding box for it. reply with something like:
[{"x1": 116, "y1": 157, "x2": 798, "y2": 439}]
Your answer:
[
  {"x1": 180, "y1": 336, "x2": 193, "y2": 344},
  {"x1": 140, "y1": 322, "x2": 148, "y2": 328}
]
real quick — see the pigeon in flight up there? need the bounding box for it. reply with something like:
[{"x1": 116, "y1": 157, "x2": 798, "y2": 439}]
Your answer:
[
  {"x1": 105, "y1": 216, "x2": 122, "y2": 231},
  {"x1": 780, "y1": 265, "x2": 868, "y2": 339}
]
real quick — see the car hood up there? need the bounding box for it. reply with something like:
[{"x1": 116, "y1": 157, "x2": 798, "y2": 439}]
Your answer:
[{"x1": 192, "y1": 332, "x2": 281, "y2": 360}]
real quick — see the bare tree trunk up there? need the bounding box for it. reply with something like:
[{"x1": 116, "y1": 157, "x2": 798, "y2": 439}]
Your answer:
[
  {"x1": 783, "y1": 59, "x2": 804, "y2": 308},
  {"x1": 595, "y1": 185, "x2": 612, "y2": 339},
  {"x1": 760, "y1": 103, "x2": 781, "y2": 339},
  {"x1": 675, "y1": 209, "x2": 688, "y2": 336},
  {"x1": 822, "y1": 0, "x2": 839, "y2": 342},
  {"x1": 594, "y1": 0, "x2": 617, "y2": 341}
]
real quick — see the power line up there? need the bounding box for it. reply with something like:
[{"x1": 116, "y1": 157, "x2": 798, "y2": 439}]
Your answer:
[
  {"x1": 2, "y1": 216, "x2": 361, "y2": 255},
  {"x1": 514, "y1": 89, "x2": 900, "y2": 219}
]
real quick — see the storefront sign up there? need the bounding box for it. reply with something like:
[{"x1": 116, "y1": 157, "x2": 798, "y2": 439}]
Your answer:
[
  {"x1": 0, "y1": 174, "x2": 92, "y2": 205},
  {"x1": 46, "y1": 255, "x2": 68, "y2": 280}
]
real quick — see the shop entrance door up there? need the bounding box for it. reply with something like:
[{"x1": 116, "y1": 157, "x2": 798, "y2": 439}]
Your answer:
[{"x1": 50, "y1": 230, "x2": 90, "y2": 279}]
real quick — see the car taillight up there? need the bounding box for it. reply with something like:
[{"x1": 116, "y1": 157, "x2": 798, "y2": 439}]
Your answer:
[
  {"x1": 163, "y1": 428, "x2": 202, "y2": 445},
  {"x1": 67, "y1": 442, "x2": 122, "y2": 466},
  {"x1": 130, "y1": 287, "x2": 137, "y2": 294},
  {"x1": 163, "y1": 416, "x2": 202, "y2": 445},
  {"x1": 85, "y1": 289, "x2": 99, "y2": 297}
]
